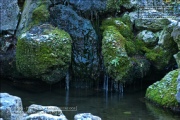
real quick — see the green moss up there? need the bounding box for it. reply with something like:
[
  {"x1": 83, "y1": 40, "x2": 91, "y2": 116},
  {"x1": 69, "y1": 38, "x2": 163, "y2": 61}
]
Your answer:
[
  {"x1": 16, "y1": 26, "x2": 72, "y2": 77},
  {"x1": 101, "y1": 17, "x2": 133, "y2": 40},
  {"x1": 106, "y1": 0, "x2": 130, "y2": 12},
  {"x1": 102, "y1": 26, "x2": 132, "y2": 82},
  {"x1": 146, "y1": 69, "x2": 180, "y2": 107},
  {"x1": 32, "y1": 4, "x2": 49, "y2": 25},
  {"x1": 145, "y1": 46, "x2": 172, "y2": 70}
]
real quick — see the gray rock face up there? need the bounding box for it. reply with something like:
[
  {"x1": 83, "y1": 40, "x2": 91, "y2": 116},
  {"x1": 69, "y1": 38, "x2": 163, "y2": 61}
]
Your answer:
[
  {"x1": 176, "y1": 73, "x2": 180, "y2": 103},
  {"x1": 0, "y1": 0, "x2": 19, "y2": 34},
  {"x1": 74, "y1": 113, "x2": 101, "y2": 120},
  {"x1": 16, "y1": 0, "x2": 51, "y2": 36},
  {"x1": 171, "y1": 24, "x2": 180, "y2": 50},
  {"x1": 174, "y1": 52, "x2": 180, "y2": 68},
  {"x1": 0, "y1": 93, "x2": 24, "y2": 120},
  {"x1": 135, "y1": 18, "x2": 170, "y2": 32},
  {"x1": 50, "y1": 4, "x2": 100, "y2": 84},
  {"x1": 26, "y1": 104, "x2": 67, "y2": 120},
  {"x1": 137, "y1": 30, "x2": 157, "y2": 46},
  {"x1": 51, "y1": 0, "x2": 106, "y2": 13},
  {"x1": 158, "y1": 25, "x2": 175, "y2": 48}
]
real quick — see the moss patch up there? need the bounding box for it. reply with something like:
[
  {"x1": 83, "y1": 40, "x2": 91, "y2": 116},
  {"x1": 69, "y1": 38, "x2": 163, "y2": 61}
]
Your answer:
[
  {"x1": 32, "y1": 4, "x2": 50, "y2": 25},
  {"x1": 102, "y1": 26, "x2": 132, "y2": 82},
  {"x1": 146, "y1": 69, "x2": 180, "y2": 108}
]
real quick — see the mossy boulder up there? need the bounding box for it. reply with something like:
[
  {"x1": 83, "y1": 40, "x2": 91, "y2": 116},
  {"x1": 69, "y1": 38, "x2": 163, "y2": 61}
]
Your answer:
[
  {"x1": 16, "y1": 24, "x2": 72, "y2": 83},
  {"x1": 145, "y1": 69, "x2": 180, "y2": 108},
  {"x1": 144, "y1": 45, "x2": 173, "y2": 70},
  {"x1": 102, "y1": 26, "x2": 132, "y2": 82}
]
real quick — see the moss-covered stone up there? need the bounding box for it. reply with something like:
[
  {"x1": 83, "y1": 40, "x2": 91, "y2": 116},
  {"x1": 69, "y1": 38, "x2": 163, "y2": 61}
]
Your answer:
[
  {"x1": 32, "y1": 4, "x2": 50, "y2": 25},
  {"x1": 146, "y1": 69, "x2": 180, "y2": 108},
  {"x1": 102, "y1": 26, "x2": 132, "y2": 82},
  {"x1": 101, "y1": 17, "x2": 133, "y2": 41},
  {"x1": 16, "y1": 24, "x2": 72, "y2": 83}
]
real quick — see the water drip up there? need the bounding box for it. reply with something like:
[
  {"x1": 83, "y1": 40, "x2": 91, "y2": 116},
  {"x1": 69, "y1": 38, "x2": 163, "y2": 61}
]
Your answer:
[
  {"x1": 65, "y1": 90, "x2": 69, "y2": 106},
  {"x1": 103, "y1": 74, "x2": 109, "y2": 91},
  {"x1": 65, "y1": 70, "x2": 70, "y2": 90}
]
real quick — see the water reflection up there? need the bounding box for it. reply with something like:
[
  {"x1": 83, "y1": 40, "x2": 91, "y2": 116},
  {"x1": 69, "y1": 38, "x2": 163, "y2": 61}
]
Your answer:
[{"x1": 1, "y1": 81, "x2": 180, "y2": 120}]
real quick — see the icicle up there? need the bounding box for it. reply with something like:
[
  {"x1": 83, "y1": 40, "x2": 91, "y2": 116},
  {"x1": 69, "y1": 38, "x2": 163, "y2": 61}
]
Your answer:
[{"x1": 65, "y1": 70, "x2": 69, "y2": 90}]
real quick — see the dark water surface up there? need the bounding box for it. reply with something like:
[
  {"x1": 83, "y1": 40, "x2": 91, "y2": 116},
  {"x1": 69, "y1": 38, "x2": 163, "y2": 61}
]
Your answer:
[{"x1": 1, "y1": 80, "x2": 180, "y2": 120}]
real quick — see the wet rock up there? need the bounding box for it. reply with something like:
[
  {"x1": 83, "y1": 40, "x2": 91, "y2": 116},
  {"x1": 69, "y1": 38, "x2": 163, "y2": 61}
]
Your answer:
[
  {"x1": 135, "y1": 18, "x2": 170, "y2": 32},
  {"x1": 16, "y1": 0, "x2": 51, "y2": 36},
  {"x1": 174, "y1": 52, "x2": 180, "y2": 68},
  {"x1": 158, "y1": 25, "x2": 175, "y2": 49},
  {"x1": 176, "y1": 74, "x2": 180, "y2": 103},
  {"x1": 74, "y1": 113, "x2": 101, "y2": 120},
  {"x1": 51, "y1": 0, "x2": 106, "y2": 14},
  {"x1": 16, "y1": 24, "x2": 72, "y2": 83},
  {"x1": 171, "y1": 24, "x2": 180, "y2": 50},
  {"x1": 0, "y1": 0, "x2": 20, "y2": 34},
  {"x1": 0, "y1": 93, "x2": 24, "y2": 120},
  {"x1": 137, "y1": 30, "x2": 158, "y2": 46},
  {"x1": 26, "y1": 104, "x2": 67, "y2": 120},
  {"x1": 27, "y1": 104, "x2": 62, "y2": 116},
  {"x1": 50, "y1": 4, "x2": 100, "y2": 83},
  {"x1": 101, "y1": 25, "x2": 131, "y2": 82},
  {"x1": 0, "y1": 35, "x2": 19, "y2": 79},
  {"x1": 26, "y1": 111, "x2": 67, "y2": 120},
  {"x1": 146, "y1": 69, "x2": 180, "y2": 108}
]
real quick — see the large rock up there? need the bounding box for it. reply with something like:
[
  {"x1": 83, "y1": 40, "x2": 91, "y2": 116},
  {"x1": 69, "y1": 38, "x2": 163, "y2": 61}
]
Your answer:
[
  {"x1": 158, "y1": 25, "x2": 176, "y2": 49},
  {"x1": 50, "y1": 4, "x2": 100, "y2": 85},
  {"x1": 101, "y1": 25, "x2": 131, "y2": 82},
  {"x1": 171, "y1": 24, "x2": 180, "y2": 50},
  {"x1": 0, "y1": 93, "x2": 24, "y2": 120},
  {"x1": 137, "y1": 30, "x2": 158, "y2": 46},
  {"x1": 50, "y1": 0, "x2": 106, "y2": 14},
  {"x1": 174, "y1": 52, "x2": 180, "y2": 68},
  {"x1": 26, "y1": 104, "x2": 67, "y2": 120},
  {"x1": 135, "y1": 18, "x2": 170, "y2": 32},
  {"x1": 16, "y1": 0, "x2": 51, "y2": 36},
  {"x1": 0, "y1": 0, "x2": 19, "y2": 34},
  {"x1": 74, "y1": 113, "x2": 101, "y2": 120},
  {"x1": 146, "y1": 69, "x2": 180, "y2": 108},
  {"x1": 176, "y1": 74, "x2": 180, "y2": 103},
  {"x1": 16, "y1": 24, "x2": 72, "y2": 83}
]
